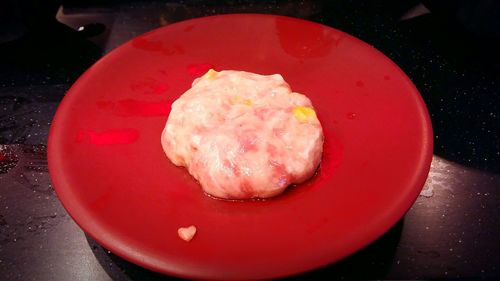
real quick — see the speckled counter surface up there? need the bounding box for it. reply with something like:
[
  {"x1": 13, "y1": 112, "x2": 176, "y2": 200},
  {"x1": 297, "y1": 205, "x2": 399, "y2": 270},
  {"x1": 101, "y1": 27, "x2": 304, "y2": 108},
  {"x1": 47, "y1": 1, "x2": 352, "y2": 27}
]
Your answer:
[{"x1": 0, "y1": 1, "x2": 499, "y2": 280}]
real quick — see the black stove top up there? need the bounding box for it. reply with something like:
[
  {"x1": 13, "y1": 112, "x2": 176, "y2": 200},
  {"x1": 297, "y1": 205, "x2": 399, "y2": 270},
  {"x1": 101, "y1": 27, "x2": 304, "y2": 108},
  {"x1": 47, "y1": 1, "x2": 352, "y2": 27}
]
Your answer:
[{"x1": 1, "y1": 1, "x2": 499, "y2": 280}]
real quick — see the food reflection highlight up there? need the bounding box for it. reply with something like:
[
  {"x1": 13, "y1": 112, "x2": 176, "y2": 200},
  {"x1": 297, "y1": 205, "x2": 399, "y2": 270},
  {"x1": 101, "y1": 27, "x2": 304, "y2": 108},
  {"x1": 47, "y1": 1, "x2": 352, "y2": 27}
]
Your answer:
[{"x1": 76, "y1": 129, "x2": 139, "y2": 145}]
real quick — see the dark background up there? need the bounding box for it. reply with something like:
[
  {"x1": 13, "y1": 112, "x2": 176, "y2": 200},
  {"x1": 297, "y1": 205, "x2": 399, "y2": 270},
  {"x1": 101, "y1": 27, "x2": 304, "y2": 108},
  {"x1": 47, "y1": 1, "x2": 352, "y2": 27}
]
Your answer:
[{"x1": 1, "y1": 0, "x2": 499, "y2": 280}]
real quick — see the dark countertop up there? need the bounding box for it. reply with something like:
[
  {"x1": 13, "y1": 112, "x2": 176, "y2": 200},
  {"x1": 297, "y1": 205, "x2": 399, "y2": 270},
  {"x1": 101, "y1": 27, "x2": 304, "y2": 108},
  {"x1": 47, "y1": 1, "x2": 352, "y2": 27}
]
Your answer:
[{"x1": 1, "y1": 1, "x2": 499, "y2": 280}]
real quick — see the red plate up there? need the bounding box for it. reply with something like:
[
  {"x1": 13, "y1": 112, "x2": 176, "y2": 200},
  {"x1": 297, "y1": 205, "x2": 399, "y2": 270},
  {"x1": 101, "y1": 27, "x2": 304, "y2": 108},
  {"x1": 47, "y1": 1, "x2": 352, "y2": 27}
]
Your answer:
[{"x1": 48, "y1": 14, "x2": 432, "y2": 280}]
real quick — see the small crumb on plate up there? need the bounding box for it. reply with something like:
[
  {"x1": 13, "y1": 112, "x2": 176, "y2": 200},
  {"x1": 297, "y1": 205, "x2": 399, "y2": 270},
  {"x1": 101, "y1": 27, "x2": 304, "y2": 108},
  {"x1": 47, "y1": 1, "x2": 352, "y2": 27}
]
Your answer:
[{"x1": 178, "y1": 225, "x2": 197, "y2": 242}]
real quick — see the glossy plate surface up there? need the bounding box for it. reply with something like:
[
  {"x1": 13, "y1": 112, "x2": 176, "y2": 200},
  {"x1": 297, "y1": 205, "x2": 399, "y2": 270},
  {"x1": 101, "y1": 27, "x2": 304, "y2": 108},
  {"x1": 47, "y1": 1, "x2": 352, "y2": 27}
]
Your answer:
[{"x1": 48, "y1": 14, "x2": 433, "y2": 280}]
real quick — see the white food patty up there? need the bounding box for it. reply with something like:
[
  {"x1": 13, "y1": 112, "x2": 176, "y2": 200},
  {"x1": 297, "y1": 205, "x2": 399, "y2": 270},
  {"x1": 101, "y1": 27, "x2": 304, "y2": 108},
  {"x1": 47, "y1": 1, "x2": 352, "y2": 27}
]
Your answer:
[{"x1": 161, "y1": 69, "x2": 324, "y2": 199}]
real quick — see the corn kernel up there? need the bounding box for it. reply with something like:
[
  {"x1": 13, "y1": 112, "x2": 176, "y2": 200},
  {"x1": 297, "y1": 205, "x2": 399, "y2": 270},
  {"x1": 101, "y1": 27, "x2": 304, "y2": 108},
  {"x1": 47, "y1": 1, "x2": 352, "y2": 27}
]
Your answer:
[
  {"x1": 231, "y1": 96, "x2": 252, "y2": 106},
  {"x1": 293, "y1": 106, "x2": 316, "y2": 122},
  {"x1": 204, "y1": 69, "x2": 218, "y2": 79}
]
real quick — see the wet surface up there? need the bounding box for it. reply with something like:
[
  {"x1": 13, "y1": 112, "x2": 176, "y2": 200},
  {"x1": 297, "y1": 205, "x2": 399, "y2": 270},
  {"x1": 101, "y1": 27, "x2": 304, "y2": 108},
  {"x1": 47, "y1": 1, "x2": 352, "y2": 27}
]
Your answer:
[{"x1": 1, "y1": 0, "x2": 499, "y2": 280}]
